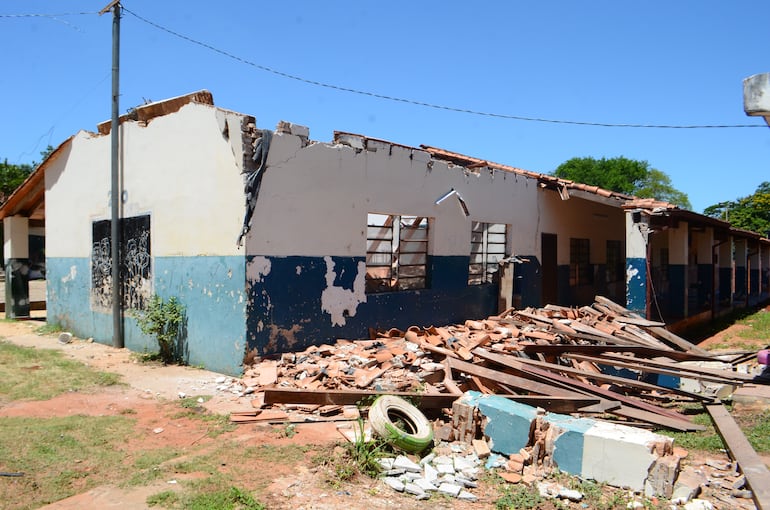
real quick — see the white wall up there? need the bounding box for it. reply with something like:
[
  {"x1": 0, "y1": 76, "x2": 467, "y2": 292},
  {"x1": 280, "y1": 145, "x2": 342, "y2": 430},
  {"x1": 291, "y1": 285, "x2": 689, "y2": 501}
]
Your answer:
[
  {"x1": 245, "y1": 133, "x2": 542, "y2": 258},
  {"x1": 46, "y1": 103, "x2": 248, "y2": 258}
]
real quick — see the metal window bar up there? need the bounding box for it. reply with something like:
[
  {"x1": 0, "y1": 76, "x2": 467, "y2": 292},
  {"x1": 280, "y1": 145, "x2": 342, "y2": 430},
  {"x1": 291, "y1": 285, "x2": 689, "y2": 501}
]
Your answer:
[
  {"x1": 366, "y1": 214, "x2": 428, "y2": 293},
  {"x1": 469, "y1": 222, "x2": 507, "y2": 285}
]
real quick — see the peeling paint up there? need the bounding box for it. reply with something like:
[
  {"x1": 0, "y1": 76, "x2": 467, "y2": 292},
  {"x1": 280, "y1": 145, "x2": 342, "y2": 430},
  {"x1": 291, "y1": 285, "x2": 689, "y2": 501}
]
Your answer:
[
  {"x1": 296, "y1": 265, "x2": 302, "y2": 275},
  {"x1": 247, "y1": 256, "x2": 272, "y2": 282},
  {"x1": 320, "y1": 256, "x2": 366, "y2": 326},
  {"x1": 626, "y1": 266, "x2": 639, "y2": 283},
  {"x1": 61, "y1": 265, "x2": 77, "y2": 283}
]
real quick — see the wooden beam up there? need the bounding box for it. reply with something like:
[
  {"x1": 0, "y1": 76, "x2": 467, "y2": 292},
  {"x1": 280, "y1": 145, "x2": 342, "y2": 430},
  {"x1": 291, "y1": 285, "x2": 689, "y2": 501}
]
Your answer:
[
  {"x1": 520, "y1": 343, "x2": 717, "y2": 362},
  {"x1": 474, "y1": 348, "x2": 703, "y2": 431},
  {"x1": 445, "y1": 356, "x2": 585, "y2": 398},
  {"x1": 263, "y1": 388, "x2": 457, "y2": 409},
  {"x1": 705, "y1": 403, "x2": 770, "y2": 510},
  {"x1": 594, "y1": 296, "x2": 712, "y2": 356},
  {"x1": 564, "y1": 353, "x2": 746, "y2": 385}
]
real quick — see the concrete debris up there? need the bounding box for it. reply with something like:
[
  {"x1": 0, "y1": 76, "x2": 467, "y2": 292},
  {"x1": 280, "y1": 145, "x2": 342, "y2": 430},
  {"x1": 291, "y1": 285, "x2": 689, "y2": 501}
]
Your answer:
[{"x1": 378, "y1": 442, "x2": 483, "y2": 501}]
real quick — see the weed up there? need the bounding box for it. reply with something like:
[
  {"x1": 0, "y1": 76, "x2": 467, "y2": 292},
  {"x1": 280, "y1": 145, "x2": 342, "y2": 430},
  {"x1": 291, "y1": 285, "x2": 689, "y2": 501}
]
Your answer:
[
  {"x1": 661, "y1": 412, "x2": 725, "y2": 453},
  {"x1": 134, "y1": 294, "x2": 187, "y2": 365},
  {"x1": 178, "y1": 395, "x2": 212, "y2": 409},
  {"x1": 34, "y1": 323, "x2": 64, "y2": 335},
  {"x1": 147, "y1": 490, "x2": 180, "y2": 507},
  {"x1": 184, "y1": 486, "x2": 264, "y2": 510},
  {"x1": 495, "y1": 482, "x2": 543, "y2": 509}
]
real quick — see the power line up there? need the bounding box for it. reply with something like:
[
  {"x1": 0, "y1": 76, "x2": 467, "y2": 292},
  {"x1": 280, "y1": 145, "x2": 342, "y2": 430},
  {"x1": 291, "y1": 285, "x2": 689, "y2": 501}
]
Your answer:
[
  {"x1": 0, "y1": 12, "x2": 98, "y2": 18},
  {"x1": 122, "y1": 7, "x2": 769, "y2": 130}
]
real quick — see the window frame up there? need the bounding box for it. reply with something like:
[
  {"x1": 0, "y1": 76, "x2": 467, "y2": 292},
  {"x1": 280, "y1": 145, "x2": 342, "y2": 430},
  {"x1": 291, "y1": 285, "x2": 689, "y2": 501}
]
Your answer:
[
  {"x1": 365, "y1": 213, "x2": 429, "y2": 293},
  {"x1": 469, "y1": 221, "x2": 508, "y2": 285}
]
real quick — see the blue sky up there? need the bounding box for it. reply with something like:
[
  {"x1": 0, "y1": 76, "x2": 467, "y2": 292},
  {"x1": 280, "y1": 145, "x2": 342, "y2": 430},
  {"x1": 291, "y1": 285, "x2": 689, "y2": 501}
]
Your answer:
[{"x1": 2, "y1": 1, "x2": 769, "y2": 213}]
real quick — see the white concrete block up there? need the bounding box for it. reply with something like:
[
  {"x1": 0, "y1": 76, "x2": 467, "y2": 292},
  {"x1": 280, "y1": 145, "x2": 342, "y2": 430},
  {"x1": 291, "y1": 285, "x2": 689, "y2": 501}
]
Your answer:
[
  {"x1": 393, "y1": 455, "x2": 422, "y2": 473},
  {"x1": 437, "y1": 482, "x2": 462, "y2": 497}
]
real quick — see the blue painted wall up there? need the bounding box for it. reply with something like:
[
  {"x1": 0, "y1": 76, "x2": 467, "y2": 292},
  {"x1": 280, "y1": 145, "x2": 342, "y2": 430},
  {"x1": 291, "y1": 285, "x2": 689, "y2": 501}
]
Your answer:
[
  {"x1": 47, "y1": 256, "x2": 247, "y2": 375},
  {"x1": 696, "y1": 264, "x2": 713, "y2": 312},
  {"x1": 750, "y1": 268, "x2": 760, "y2": 295},
  {"x1": 735, "y1": 266, "x2": 747, "y2": 299},
  {"x1": 668, "y1": 264, "x2": 686, "y2": 319},
  {"x1": 719, "y1": 267, "x2": 732, "y2": 306},
  {"x1": 246, "y1": 255, "x2": 498, "y2": 354},
  {"x1": 625, "y1": 257, "x2": 646, "y2": 314}
]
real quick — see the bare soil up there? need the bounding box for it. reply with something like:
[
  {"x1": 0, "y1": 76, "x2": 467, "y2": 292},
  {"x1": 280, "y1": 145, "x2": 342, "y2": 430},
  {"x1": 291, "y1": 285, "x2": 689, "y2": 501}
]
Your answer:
[
  {"x1": 1, "y1": 313, "x2": 767, "y2": 510},
  {"x1": 0, "y1": 320, "x2": 484, "y2": 509}
]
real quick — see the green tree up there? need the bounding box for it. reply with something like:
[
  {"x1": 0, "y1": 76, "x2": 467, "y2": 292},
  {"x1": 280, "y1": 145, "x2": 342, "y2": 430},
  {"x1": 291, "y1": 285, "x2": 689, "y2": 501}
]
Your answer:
[
  {"x1": 704, "y1": 182, "x2": 770, "y2": 236},
  {"x1": 635, "y1": 168, "x2": 692, "y2": 210},
  {"x1": 553, "y1": 156, "x2": 691, "y2": 209},
  {"x1": 0, "y1": 145, "x2": 55, "y2": 204},
  {"x1": 0, "y1": 159, "x2": 33, "y2": 204}
]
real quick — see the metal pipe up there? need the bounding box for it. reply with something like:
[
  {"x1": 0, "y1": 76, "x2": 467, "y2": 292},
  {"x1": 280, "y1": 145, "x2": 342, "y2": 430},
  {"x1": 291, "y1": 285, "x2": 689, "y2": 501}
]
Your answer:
[{"x1": 110, "y1": 3, "x2": 123, "y2": 348}]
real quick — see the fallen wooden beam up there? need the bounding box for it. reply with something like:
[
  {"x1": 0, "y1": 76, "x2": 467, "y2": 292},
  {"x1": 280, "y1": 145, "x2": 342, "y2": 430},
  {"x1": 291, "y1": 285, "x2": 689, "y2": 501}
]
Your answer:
[
  {"x1": 263, "y1": 388, "x2": 459, "y2": 409},
  {"x1": 594, "y1": 295, "x2": 712, "y2": 356},
  {"x1": 705, "y1": 402, "x2": 770, "y2": 510},
  {"x1": 520, "y1": 344, "x2": 717, "y2": 362},
  {"x1": 474, "y1": 348, "x2": 704, "y2": 431}
]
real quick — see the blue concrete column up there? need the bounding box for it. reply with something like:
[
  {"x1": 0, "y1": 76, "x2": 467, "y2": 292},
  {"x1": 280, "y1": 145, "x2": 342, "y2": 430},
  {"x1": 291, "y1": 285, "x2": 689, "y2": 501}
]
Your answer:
[
  {"x1": 667, "y1": 223, "x2": 688, "y2": 319},
  {"x1": 3, "y1": 216, "x2": 30, "y2": 319},
  {"x1": 718, "y1": 237, "x2": 732, "y2": 307},
  {"x1": 625, "y1": 210, "x2": 648, "y2": 315}
]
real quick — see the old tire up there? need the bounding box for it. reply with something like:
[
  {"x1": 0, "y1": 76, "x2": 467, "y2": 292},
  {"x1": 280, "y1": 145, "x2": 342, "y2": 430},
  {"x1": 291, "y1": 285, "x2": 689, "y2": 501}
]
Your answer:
[{"x1": 368, "y1": 395, "x2": 433, "y2": 453}]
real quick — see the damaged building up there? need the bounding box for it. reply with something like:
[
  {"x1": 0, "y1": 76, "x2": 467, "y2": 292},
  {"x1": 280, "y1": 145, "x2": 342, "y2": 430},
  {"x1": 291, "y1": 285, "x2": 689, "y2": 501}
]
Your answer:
[{"x1": 0, "y1": 90, "x2": 768, "y2": 375}]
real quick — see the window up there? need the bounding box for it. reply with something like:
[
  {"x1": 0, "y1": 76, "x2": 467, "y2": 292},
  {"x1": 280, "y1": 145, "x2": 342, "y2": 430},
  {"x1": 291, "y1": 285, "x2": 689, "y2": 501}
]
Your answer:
[
  {"x1": 366, "y1": 214, "x2": 429, "y2": 293},
  {"x1": 91, "y1": 214, "x2": 152, "y2": 310},
  {"x1": 606, "y1": 240, "x2": 624, "y2": 283},
  {"x1": 569, "y1": 238, "x2": 592, "y2": 286},
  {"x1": 469, "y1": 222, "x2": 508, "y2": 285}
]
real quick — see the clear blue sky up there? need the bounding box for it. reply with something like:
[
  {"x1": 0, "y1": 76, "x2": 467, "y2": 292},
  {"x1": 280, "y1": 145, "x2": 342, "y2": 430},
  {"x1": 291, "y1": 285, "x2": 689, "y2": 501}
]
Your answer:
[{"x1": 2, "y1": 1, "x2": 769, "y2": 213}]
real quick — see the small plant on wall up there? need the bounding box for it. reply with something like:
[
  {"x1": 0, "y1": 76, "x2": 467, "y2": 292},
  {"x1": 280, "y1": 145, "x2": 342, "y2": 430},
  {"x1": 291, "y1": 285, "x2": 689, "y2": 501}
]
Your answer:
[{"x1": 135, "y1": 294, "x2": 187, "y2": 364}]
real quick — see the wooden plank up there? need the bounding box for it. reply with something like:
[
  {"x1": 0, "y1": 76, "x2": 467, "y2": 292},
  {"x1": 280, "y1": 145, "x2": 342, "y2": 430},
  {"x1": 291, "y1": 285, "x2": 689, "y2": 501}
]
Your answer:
[
  {"x1": 263, "y1": 388, "x2": 459, "y2": 409},
  {"x1": 705, "y1": 403, "x2": 770, "y2": 510},
  {"x1": 594, "y1": 295, "x2": 712, "y2": 356},
  {"x1": 520, "y1": 343, "x2": 717, "y2": 362},
  {"x1": 474, "y1": 348, "x2": 703, "y2": 431},
  {"x1": 564, "y1": 353, "x2": 744, "y2": 386},
  {"x1": 445, "y1": 357, "x2": 585, "y2": 398},
  {"x1": 509, "y1": 355, "x2": 706, "y2": 400},
  {"x1": 588, "y1": 352, "x2": 755, "y2": 383}
]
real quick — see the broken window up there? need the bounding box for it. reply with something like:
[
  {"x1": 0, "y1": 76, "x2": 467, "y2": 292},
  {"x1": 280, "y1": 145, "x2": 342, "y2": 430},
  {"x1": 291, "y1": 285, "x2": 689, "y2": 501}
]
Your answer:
[
  {"x1": 569, "y1": 238, "x2": 592, "y2": 286},
  {"x1": 469, "y1": 222, "x2": 508, "y2": 285},
  {"x1": 366, "y1": 214, "x2": 429, "y2": 293},
  {"x1": 606, "y1": 240, "x2": 624, "y2": 283}
]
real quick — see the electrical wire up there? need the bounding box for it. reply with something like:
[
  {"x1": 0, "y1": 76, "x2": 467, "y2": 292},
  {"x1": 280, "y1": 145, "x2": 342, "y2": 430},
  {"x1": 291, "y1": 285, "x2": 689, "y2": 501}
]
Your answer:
[{"x1": 121, "y1": 6, "x2": 767, "y2": 130}]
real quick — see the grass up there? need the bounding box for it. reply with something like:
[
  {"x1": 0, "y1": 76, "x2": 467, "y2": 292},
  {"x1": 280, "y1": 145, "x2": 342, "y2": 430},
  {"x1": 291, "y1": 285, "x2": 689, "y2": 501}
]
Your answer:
[
  {"x1": 0, "y1": 340, "x2": 122, "y2": 401},
  {"x1": 0, "y1": 415, "x2": 136, "y2": 509},
  {"x1": 34, "y1": 322, "x2": 65, "y2": 335},
  {"x1": 661, "y1": 407, "x2": 770, "y2": 454}
]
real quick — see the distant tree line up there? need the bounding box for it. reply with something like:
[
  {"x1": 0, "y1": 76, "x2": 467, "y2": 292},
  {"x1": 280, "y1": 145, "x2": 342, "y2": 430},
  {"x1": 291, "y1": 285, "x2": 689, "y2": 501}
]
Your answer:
[
  {"x1": 704, "y1": 182, "x2": 770, "y2": 237},
  {"x1": 0, "y1": 146, "x2": 53, "y2": 204}
]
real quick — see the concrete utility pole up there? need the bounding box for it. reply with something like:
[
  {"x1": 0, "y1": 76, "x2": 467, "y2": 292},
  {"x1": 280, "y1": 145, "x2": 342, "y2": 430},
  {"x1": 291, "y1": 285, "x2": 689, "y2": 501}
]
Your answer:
[{"x1": 100, "y1": 1, "x2": 123, "y2": 348}]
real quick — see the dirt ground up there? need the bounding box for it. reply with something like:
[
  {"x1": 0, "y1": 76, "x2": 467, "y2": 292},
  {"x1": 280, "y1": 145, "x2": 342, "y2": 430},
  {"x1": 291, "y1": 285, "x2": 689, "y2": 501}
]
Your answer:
[
  {"x1": 0, "y1": 319, "x2": 488, "y2": 510},
  {"x1": 0, "y1": 313, "x2": 766, "y2": 510}
]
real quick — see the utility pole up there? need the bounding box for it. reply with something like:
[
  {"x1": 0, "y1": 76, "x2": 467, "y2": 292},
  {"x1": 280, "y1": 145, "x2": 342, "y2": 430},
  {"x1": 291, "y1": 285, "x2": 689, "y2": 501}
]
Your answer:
[{"x1": 100, "y1": 1, "x2": 123, "y2": 348}]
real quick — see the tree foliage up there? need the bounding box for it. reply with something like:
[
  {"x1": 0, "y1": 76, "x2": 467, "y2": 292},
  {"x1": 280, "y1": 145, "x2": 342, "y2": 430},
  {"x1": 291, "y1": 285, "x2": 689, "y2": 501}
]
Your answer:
[
  {"x1": 704, "y1": 182, "x2": 770, "y2": 236},
  {"x1": 553, "y1": 156, "x2": 692, "y2": 210},
  {"x1": 0, "y1": 146, "x2": 55, "y2": 204}
]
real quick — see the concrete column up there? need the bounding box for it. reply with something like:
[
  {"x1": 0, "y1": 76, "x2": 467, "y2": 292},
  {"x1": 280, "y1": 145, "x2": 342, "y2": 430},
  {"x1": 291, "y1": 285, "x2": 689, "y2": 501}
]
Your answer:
[
  {"x1": 3, "y1": 216, "x2": 30, "y2": 319},
  {"x1": 667, "y1": 223, "x2": 688, "y2": 319},
  {"x1": 625, "y1": 211, "x2": 648, "y2": 316},
  {"x1": 735, "y1": 238, "x2": 747, "y2": 303},
  {"x1": 717, "y1": 237, "x2": 733, "y2": 309}
]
